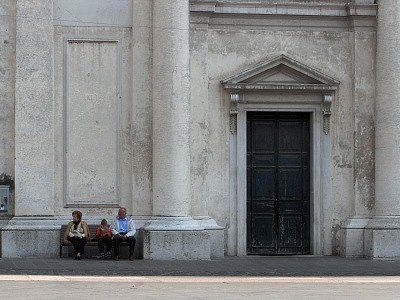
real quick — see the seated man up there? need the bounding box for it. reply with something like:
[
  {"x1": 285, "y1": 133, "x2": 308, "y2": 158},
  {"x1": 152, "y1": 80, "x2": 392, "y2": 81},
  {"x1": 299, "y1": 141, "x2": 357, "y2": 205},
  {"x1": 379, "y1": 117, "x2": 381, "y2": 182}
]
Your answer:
[{"x1": 111, "y1": 207, "x2": 136, "y2": 261}]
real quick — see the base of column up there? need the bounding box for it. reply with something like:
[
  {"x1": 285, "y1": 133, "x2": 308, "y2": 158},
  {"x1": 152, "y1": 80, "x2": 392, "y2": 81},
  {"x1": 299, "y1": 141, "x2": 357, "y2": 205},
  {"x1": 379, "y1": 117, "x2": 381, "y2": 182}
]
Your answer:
[
  {"x1": 364, "y1": 216, "x2": 400, "y2": 259},
  {"x1": 340, "y1": 217, "x2": 370, "y2": 258},
  {"x1": 341, "y1": 216, "x2": 400, "y2": 259},
  {"x1": 195, "y1": 216, "x2": 225, "y2": 258},
  {"x1": 1, "y1": 217, "x2": 61, "y2": 257},
  {"x1": 142, "y1": 217, "x2": 224, "y2": 260}
]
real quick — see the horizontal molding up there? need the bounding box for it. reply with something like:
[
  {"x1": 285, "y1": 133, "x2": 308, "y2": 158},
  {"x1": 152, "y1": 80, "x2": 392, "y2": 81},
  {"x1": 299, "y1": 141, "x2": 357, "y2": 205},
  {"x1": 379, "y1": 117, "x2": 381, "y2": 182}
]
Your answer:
[
  {"x1": 223, "y1": 83, "x2": 338, "y2": 92},
  {"x1": 190, "y1": 1, "x2": 377, "y2": 17},
  {"x1": 190, "y1": 1, "x2": 377, "y2": 30}
]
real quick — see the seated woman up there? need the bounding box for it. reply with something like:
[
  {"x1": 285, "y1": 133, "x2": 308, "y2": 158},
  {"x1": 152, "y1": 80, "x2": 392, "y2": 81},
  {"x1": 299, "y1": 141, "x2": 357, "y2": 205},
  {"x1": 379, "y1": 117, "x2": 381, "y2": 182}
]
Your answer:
[{"x1": 63, "y1": 210, "x2": 89, "y2": 260}]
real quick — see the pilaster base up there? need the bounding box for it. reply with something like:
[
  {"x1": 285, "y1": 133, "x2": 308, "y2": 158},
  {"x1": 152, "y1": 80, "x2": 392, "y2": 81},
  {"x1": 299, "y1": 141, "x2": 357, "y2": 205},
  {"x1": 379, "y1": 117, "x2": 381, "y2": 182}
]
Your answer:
[
  {"x1": 364, "y1": 216, "x2": 400, "y2": 259},
  {"x1": 1, "y1": 217, "x2": 61, "y2": 258},
  {"x1": 142, "y1": 217, "x2": 224, "y2": 260},
  {"x1": 196, "y1": 217, "x2": 225, "y2": 258},
  {"x1": 340, "y1": 217, "x2": 370, "y2": 258}
]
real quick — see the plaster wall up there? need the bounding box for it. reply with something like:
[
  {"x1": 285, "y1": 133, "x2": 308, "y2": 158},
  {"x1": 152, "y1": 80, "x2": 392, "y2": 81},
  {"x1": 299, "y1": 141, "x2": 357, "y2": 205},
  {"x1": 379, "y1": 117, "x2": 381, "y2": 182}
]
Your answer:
[
  {"x1": 189, "y1": 6, "x2": 376, "y2": 254},
  {"x1": 0, "y1": 0, "x2": 377, "y2": 258}
]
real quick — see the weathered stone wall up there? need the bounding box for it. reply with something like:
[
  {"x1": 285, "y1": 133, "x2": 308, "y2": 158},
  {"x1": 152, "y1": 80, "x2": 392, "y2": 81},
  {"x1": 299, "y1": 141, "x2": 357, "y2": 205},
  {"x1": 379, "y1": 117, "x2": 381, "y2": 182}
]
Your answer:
[
  {"x1": 0, "y1": 1, "x2": 16, "y2": 180},
  {"x1": 0, "y1": 0, "x2": 378, "y2": 258},
  {"x1": 52, "y1": 26, "x2": 133, "y2": 217},
  {"x1": 189, "y1": 0, "x2": 376, "y2": 254}
]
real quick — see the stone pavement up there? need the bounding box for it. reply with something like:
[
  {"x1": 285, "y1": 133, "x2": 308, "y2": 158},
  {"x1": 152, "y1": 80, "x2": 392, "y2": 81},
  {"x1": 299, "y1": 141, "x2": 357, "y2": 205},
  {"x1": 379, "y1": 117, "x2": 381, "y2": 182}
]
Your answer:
[
  {"x1": 0, "y1": 256, "x2": 399, "y2": 299},
  {"x1": 1, "y1": 256, "x2": 400, "y2": 276}
]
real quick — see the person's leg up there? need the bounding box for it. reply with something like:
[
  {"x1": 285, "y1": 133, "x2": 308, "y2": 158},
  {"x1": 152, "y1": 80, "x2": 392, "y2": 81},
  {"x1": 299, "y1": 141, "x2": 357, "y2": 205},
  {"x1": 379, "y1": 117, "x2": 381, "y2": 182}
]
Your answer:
[
  {"x1": 127, "y1": 236, "x2": 136, "y2": 260},
  {"x1": 98, "y1": 238, "x2": 105, "y2": 254},
  {"x1": 75, "y1": 238, "x2": 87, "y2": 258},
  {"x1": 67, "y1": 236, "x2": 79, "y2": 256},
  {"x1": 80, "y1": 238, "x2": 87, "y2": 254},
  {"x1": 127, "y1": 236, "x2": 136, "y2": 255},
  {"x1": 67, "y1": 236, "x2": 83, "y2": 259},
  {"x1": 113, "y1": 234, "x2": 121, "y2": 260},
  {"x1": 106, "y1": 237, "x2": 112, "y2": 253}
]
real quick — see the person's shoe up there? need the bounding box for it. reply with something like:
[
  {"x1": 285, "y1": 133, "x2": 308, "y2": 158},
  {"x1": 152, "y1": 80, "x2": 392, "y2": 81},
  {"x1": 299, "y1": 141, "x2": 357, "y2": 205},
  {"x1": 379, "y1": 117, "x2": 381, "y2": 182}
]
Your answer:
[
  {"x1": 129, "y1": 254, "x2": 134, "y2": 261},
  {"x1": 76, "y1": 253, "x2": 82, "y2": 260},
  {"x1": 113, "y1": 255, "x2": 119, "y2": 261},
  {"x1": 106, "y1": 251, "x2": 112, "y2": 257}
]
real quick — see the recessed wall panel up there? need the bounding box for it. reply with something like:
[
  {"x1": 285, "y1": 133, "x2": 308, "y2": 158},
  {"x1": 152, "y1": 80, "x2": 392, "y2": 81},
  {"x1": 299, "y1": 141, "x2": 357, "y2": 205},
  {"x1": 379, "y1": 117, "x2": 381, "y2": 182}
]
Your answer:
[{"x1": 64, "y1": 40, "x2": 119, "y2": 206}]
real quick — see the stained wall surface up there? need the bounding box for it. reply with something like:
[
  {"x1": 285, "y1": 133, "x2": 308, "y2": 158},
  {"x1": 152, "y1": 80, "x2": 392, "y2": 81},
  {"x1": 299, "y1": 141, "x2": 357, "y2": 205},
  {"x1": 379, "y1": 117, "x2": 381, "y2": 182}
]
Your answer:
[
  {"x1": 0, "y1": 1, "x2": 16, "y2": 182},
  {"x1": 0, "y1": 0, "x2": 377, "y2": 258}
]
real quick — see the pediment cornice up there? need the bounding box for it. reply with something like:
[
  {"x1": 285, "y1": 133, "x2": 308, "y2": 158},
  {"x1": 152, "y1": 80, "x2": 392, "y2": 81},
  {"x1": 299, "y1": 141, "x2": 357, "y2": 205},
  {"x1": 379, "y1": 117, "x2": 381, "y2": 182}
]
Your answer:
[
  {"x1": 222, "y1": 55, "x2": 338, "y2": 135},
  {"x1": 221, "y1": 54, "x2": 339, "y2": 93}
]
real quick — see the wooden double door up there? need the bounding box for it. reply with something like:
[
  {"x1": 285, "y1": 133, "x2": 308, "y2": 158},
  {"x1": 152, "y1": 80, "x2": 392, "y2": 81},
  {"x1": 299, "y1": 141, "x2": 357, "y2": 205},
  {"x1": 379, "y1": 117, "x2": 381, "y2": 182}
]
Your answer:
[{"x1": 246, "y1": 112, "x2": 310, "y2": 255}]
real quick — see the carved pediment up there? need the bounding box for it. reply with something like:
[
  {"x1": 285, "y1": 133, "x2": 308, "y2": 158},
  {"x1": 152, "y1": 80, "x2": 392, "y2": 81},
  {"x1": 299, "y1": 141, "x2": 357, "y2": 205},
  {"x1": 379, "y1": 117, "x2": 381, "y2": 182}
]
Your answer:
[
  {"x1": 221, "y1": 55, "x2": 339, "y2": 92},
  {"x1": 223, "y1": 55, "x2": 339, "y2": 135}
]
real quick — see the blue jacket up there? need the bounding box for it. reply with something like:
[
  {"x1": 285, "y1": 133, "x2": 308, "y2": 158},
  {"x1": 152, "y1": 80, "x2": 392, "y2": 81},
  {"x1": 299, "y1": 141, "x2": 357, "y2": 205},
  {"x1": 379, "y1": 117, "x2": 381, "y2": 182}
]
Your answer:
[{"x1": 111, "y1": 216, "x2": 136, "y2": 237}]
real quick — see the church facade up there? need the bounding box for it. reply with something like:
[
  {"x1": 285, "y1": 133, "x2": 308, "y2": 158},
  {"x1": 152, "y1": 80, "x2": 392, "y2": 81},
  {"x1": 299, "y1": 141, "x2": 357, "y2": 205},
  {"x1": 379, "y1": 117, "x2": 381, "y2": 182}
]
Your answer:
[{"x1": 1, "y1": 0, "x2": 399, "y2": 259}]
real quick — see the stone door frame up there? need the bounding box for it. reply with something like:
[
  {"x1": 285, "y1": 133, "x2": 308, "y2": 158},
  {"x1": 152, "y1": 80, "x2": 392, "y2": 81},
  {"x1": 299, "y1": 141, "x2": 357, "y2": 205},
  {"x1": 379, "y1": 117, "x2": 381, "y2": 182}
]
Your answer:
[
  {"x1": 222, "y1": 55, "x2": 338, "y2": 256},
  {"x1": 231, "y1": 101, "x2": 331, "y2": 256}
]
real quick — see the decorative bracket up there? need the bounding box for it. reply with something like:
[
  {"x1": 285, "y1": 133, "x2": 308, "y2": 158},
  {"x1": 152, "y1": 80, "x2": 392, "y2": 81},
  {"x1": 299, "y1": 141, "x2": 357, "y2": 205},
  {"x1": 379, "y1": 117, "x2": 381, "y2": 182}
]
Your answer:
[
  {"x1": 323, "y1": 93, "x2": 333, "y2": 135},
  {"x1": 229, "y1": 93, "x2": 240, "y2": 134},
  {"x1": 221, "y1": 55, "x2": 339, "y2": 136}
]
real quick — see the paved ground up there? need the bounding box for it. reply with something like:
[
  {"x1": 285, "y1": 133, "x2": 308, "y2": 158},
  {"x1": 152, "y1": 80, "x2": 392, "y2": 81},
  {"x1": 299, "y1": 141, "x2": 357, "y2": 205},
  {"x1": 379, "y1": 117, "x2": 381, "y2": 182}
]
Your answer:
[{"x1": 0, "y1": 256, "x2": 399, "y2": 299}]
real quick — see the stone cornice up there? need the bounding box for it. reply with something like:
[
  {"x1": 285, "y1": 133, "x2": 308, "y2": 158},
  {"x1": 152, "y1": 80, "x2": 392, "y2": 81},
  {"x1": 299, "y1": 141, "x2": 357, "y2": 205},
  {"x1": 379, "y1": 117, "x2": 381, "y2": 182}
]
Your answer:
[
  {"x1": 190, "y1": 1, "x2": 377, "y2": 18},
  {"x1": 346, "y1": 3, "x2": 377, "y2": 16},
  {"x1": 222, "y1": 83, "x2": 338, "y2": 92}
]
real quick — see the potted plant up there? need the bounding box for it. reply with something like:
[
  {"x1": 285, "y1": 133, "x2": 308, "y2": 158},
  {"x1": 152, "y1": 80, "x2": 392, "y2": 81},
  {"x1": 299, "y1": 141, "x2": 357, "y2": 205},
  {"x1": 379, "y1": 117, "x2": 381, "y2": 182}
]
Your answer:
[{"x1": 0, "y1": 173, "x2": 14, "y2": 190}]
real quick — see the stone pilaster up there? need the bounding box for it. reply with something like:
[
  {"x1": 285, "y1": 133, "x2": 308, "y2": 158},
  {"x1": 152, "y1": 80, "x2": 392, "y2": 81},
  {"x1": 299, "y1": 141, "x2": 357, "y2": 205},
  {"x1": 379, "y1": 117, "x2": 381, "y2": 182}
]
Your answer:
[
  {"x1": 132, "y1": 0, "x2": 153, "y2": 215},
  {"x1": 365, "y1": 0, "x2": 400, "y2": 259},
  {"x1": 14, "y1": 0, "x2": 54, "y2": 216},
  {"x1": 340, "y1": 2, "x2": 376, "y2": 258},
  {"x1": 2, "y1": 0, "x2": 57, "y2": 257}
]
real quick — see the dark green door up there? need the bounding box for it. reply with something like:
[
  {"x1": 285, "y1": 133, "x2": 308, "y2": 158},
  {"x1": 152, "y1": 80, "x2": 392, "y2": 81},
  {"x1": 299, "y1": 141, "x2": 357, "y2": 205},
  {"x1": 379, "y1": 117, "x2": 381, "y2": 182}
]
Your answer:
[{"x1": 247, "y1": 112, "x2": 310, "y2": 255}]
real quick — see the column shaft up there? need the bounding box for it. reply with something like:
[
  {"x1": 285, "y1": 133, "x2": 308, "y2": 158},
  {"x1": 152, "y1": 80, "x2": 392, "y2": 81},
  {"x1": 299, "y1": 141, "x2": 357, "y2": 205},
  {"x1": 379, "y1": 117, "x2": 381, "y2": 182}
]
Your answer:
[
  {"x1": 375, "y1": 0, "x2": 400, "y2": 216},
  {"x1": 362, "y1": 0, "x2": 400, "y2": 259},
  {"x1": 152, "y1": 0, "x2": 191, "y2": 217},
  {"x1": 14, "y1": 0, "x2": 54, "y2": 215}
]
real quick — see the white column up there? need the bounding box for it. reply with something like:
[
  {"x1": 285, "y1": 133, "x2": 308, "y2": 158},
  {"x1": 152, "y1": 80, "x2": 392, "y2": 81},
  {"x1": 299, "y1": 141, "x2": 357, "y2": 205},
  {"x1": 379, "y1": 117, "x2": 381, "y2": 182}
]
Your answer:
[
  {"x1": 152, "y1": 0, "x2": 191, "y2": 217},
  {"x1": 2, "y1": 0, "x2": 58, "y2": 258},
  {"x1": 340, "y1": 4, "x2": 376, "y2": 258},
  {"x1": 365, "y1": 0, "x2": 400, "y2": 259},
  {"x1": 375, "y1": 1, "x2": 400, "y2": 215},
  {"x1": 142, "y1": 0, "x2": 214, "y2": 260},
  {"x1": 14, "y1": 0, "x2": 54, "y2": 216}
]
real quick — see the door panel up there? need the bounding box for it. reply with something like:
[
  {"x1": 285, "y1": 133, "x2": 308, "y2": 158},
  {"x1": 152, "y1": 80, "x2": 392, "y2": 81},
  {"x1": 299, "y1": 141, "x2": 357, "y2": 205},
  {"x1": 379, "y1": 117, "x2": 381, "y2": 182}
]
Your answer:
[
  {"x1": 278, "y1": 169, "x2": 303, "y2": 200},
  {"x1": 247, "y1": 112, "x2": 310, "y2": 255},
  {"x1": 253, "y1": 169, "x2": 275, "y2": 199},
  {"x1": 252, "y1": 215, "x2": 275, "y2": 248}
]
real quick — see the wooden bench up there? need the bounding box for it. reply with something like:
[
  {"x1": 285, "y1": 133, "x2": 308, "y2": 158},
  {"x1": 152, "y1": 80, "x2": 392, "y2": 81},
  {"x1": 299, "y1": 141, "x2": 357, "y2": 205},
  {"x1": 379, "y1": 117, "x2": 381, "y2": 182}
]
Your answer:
[
  {"x1": 60, "y1": 224, "x2": 100, "y2": 258},
  {"x1": 60, "y1": 224, "x2": 136, "y2": 258}
]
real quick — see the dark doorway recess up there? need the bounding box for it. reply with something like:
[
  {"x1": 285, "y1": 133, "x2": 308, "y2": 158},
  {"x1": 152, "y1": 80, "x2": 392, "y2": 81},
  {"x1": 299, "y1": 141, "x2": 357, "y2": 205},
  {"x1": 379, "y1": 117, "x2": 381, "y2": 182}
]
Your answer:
[{"x1": 247, "y1": 112, "x2": 310, "y2": 255}]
